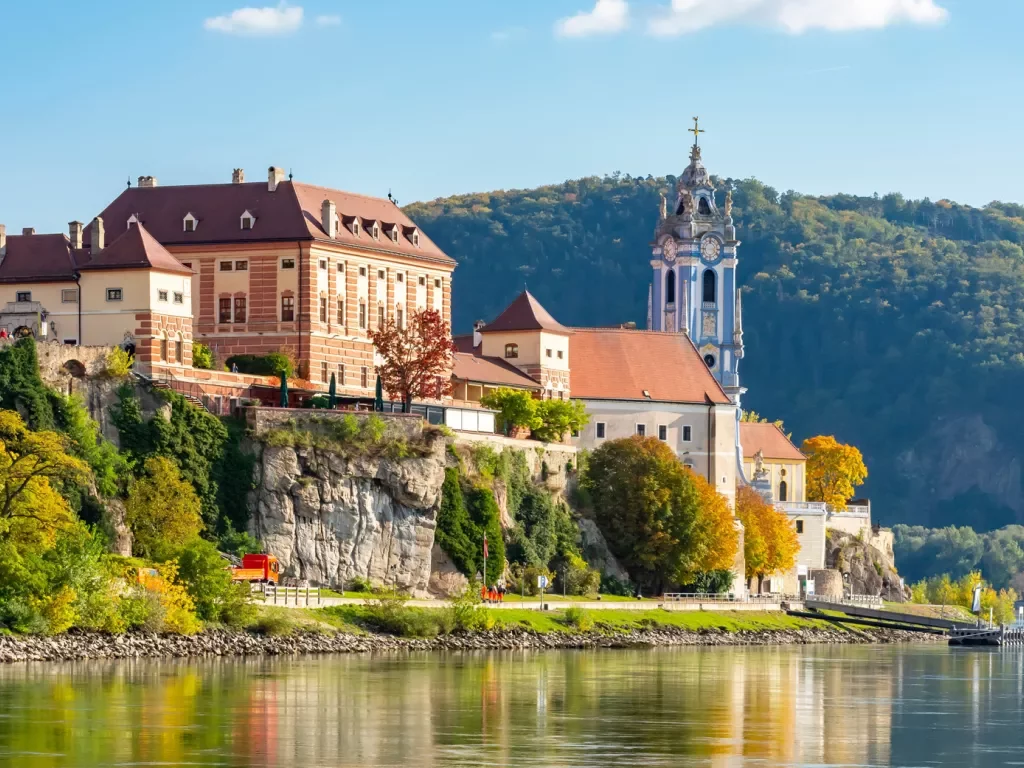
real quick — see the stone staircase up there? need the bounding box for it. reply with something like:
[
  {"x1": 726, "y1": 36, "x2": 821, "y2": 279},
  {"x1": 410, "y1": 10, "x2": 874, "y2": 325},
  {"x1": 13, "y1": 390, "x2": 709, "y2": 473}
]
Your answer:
[{"x1": 149, "y1": 378, "x2": 212, "y2": 414}]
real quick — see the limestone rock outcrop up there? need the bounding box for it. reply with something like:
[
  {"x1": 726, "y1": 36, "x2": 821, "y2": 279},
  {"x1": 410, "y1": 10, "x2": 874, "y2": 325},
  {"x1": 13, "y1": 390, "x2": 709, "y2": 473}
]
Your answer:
[
  {"x1": 248, "y1": 432, "x2": 448, "y2": 594},
  {"x1": 826, "y1": 529, "x2": 910, "y2": 602}
]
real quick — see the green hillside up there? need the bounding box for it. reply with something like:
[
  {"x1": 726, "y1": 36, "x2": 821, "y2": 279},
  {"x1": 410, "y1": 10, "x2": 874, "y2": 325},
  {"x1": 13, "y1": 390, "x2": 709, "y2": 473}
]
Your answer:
[{"x1": 406, "y1": 175, "x2": 1024, "y2": 529}]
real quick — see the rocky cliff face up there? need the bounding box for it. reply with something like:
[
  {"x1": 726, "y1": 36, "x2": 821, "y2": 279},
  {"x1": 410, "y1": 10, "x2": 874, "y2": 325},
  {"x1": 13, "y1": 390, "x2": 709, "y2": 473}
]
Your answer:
[
  {"x1": 247, "y1": 433, "x2": 448, "y2": 594},
  {"x1": 826, "y1": 530, "x2": 909, "y2": 602}
]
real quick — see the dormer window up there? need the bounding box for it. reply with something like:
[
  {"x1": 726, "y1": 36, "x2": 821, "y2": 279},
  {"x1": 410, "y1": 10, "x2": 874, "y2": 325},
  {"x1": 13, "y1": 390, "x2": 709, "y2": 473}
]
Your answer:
[
  {"x1": 240, "y1": 211, "x2": 255, "y2": 231},
  {"x1": 505, "y1": 344, "x2": 519, "y2": 359},
  {"x1": 334, "y1": 217, "x2": 340, "y2": 238},
  {"x1": 353, "y1": 219, "x2": 361, "y2": 237},
  {"x1": 412, "y1": 231, "x2": 420, "y2": 247},
  {"x1": 183, "y1": 213, "x2": 198, "y2": 232},
  {"x1": 372, "y1": 222, "x2": 380, "y2": 240},
  {"x1": 127, "y1": 214, "x2": 139, "y2": 227}
]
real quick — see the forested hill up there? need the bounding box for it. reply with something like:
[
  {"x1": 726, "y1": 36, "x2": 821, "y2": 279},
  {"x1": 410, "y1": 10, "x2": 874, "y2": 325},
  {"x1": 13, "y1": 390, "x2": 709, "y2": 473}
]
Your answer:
[{"x1": 405, "y1": 175, "x2": 1024, "y2": 530}]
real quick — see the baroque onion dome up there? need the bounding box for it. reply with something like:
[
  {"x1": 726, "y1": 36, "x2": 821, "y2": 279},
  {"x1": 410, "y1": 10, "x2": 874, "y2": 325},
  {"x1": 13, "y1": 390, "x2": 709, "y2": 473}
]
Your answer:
[{"x1": 678, "y1": 144, "x2": 713, "y2": 192}]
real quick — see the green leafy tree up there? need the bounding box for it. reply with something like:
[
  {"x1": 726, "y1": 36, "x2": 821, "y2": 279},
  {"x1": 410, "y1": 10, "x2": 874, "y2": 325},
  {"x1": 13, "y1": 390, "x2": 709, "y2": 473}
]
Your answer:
[
  {"x1": 192, "y1": 342, "x2": 214, "y2": 370},
  {"x1": 480, "y1": 388, "x2": 541, "y2": 434},
  {"x1": 582, "y1": 436, "x2": 733, "y2": 592},
  {"x1": 125, "y1": 457, "x2": 203, "y2": 559},
  {"x1": 532, "y1": 399, "x2": 589, "y2": 443}
]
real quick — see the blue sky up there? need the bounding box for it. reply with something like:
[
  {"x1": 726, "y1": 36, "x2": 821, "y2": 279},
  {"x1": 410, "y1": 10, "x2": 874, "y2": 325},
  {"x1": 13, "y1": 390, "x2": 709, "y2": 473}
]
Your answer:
[{"x1": 0, "y1": 0, "x2": 1019, "y2": 234}]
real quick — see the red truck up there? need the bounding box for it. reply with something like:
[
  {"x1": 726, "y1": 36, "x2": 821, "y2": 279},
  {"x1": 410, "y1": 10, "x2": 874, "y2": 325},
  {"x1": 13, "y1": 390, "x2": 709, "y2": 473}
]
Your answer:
[{"x1": 230, "y1": 554, "x2": 281, "y2": 584}]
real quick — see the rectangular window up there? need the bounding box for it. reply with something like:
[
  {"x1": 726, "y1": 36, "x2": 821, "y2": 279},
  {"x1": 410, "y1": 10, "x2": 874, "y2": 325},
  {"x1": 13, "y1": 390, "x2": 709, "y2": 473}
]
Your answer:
[
  {"x1": 173, "y1": 292, "x2": 184, "y2": 304},
  {"x1": 418, "y1": 275, "x2": 426, "y2": 286},
  {"x1": 319, "y1": 297, "x2": 327, "y2": 323},
  {"x1": 435, "y1": 278, "x2": 441, "y2": 288},
  {"x1": 658, "y1": 425, "x2": 667, "y2": 441},
  {"x1": 337, "y1": 298, "x2": 345, "y2": 324},
  {"x1": 184, "y1": 219, "x2": 195, "y2": 232},
  {"x1": 61, "y1": 289, "x2": 78, "y2": 303},
  {"x1": 338, "y1": 363, "x2": 345, "y2": 384},
  {"x1": 281, "y1": 296, "x2": 295, "y2": 322},
  {"x1": 321, "y1": 362, "x2": 328, "y2": 382},
  {"x1": 377, "y1": 269, "x2": 385, "y2": 280},
  {"x1": 281, "y1": 259, "x2": 295, "y2": 270},
  {"x1": 360, "y1": 366, "x2": 368, "y2": 389},
  {"x1": 63, "y1": 339, "x2": 77, "y2": 345},
  {"x1": 219, "y1": 298, "x2": 232, "y2": 323},
  {"x1": 359, "y1": 302, "x2": 367, "y2": 329},
  {"x1": 175, "y1": 338, "x2": 183, "y2": 363},
  {"x1": 319, "y1": 259, "x2": 328, "y2": 270},
  {"x1": 596, "y1": 422, "x2": 606, "y2": 439},
  {"x1": 546, "y1": 349, "x2": 552, "y2": 358},
  {"x1": 160, "y1": 337, "x2": 168, "y2": 361},
  {"x1": 557, "y1": 350, "x2": 564, "y2": 359},
  {"x1": 796, "y1": 520, "x2": 804, "y2": 535},
  {"x1": 683, "y1": 425, "x2": 692, "y2": 442},
  {"x1": 396, "y1": 308, "x2": 403, "y2": 329},
  {"x1": 378, "y1": 305, "x2": 385, "y2": 327},
  {"x1": 234, "y1": 297, "x2": 247, "y2": 323},
  {"x1": 241, "y1": 217, "x2": 253, "y2": 231},
  {"x1": 235, "y1": 260, "x2": 248, "y2": 271},
  {"x1": 396, "y1": 272, "x2": 404, "y2": 283},
  {"x1": 158, "y1": 290, "x2": 168, "y2": 302},
  {"x1": 337, "y1": 262, "x2": 345, "y2": 273},
  {"x1": 219, "y1": 261, "x2": 232, "y2": 272},
  {"x1": 106, "y1": 288, "x2": 122, "y2": 302},
  {"x1": 16, "y1": 291, "x2": 31, "y2": 302},
  {"x1": 359, "y1": 266, "x2": 367, "y2": 277},
  {"x1": 636, "y1": 424, "x2": 646, "y2": 437}
]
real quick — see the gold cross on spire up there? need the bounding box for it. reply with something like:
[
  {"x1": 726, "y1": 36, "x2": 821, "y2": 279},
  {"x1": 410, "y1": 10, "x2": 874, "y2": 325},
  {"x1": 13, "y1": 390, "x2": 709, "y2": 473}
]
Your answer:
[{"x1": 690, "y1": 116, "x2": 704, "y2": 146}]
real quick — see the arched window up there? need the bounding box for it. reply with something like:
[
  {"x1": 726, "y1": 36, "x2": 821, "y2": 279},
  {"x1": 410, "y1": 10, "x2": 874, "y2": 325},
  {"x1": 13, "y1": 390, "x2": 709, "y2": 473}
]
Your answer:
[
  {"x1": 175, "y1": 334, "x2": 183, "y2": 365},
  {"x1": 779, "y1": 480, "x2": 788, "y2": 502},
  {"x1": 702, "y1": 269, "x2": 716, "y2": 304},
  {"x1": 159, "y1": 333, "x2": 168, "y2": 362},
  {"x1": 665, "y1": 269, "x2": 676, "y2": 305},
  {"x1": 698, "y1": 197, "x2": 711, "y2": 215},
  {"x1": 676, "y1": 199, "x2": 686, "y2": 216},
  {"x1": 505, "y1": 343, "x2": 519, "y2": 359}
]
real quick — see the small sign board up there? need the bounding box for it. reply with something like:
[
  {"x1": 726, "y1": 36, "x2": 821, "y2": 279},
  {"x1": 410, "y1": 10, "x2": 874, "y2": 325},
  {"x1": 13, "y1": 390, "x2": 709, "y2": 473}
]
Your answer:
[
  {"x1": 537, "y1": 575, "x2": 549, "y2": 590},
  {"x1": 805, "y1": 581, "x2": 816, "y2": 596}
]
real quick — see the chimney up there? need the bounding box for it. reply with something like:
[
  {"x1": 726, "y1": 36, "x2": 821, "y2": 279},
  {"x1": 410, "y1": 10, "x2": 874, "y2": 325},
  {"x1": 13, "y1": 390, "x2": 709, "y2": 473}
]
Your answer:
[
  {"x1": 91, "y1": 217, "x2": 105, "y2": 255},
  {"x1": 0, "y1": 225, "x2": 6, "y2": 260},
  {"x1": 69, "y1": 221, "x2": 83, "y2": 249},
  {"x1": 232, "y1": 168, "x2": 245, "y2": 184},
  {"x1": 22, "y1": 227, "x2": 35, "y2": 236},
  {"x1": 321, "y1": 199, "x2": 337, "y2": 237},
  {"x1": 472, "y1": 320, "x2": 485, "y2": 348},
  {"x1": 137, "y1": 176, "x2": 158, "y2": 188},
  {"x1": 268, "y1": 166, "x2": 285, "y2": 192}
]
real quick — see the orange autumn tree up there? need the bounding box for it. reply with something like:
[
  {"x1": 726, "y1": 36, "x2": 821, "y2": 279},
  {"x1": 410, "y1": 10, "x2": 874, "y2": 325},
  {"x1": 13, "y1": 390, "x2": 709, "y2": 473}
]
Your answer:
[
  {"x1": 802, "y1": 435, "x2": 868, "y2": 511},
  {"x1": 369, "y1": 308, "x2": 457, "y2": 411},
  {"x1": 735, "y1": 485, "x2": 800, "y2": 593},
  {"x1": 685, "y1": 470, "x2": 740, "y2": 585}
]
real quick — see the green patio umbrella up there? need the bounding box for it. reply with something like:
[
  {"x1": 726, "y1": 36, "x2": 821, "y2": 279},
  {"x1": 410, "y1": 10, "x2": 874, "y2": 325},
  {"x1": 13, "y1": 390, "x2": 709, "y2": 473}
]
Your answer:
[
  {"x1": 328, "y1": 372, "x2": 337, "y2": 409},
  {"x1": 374, "y1": 375, "x2": 384, "y2": 412},
  {"x1": 279, "y1": 372, "x2": 289, "y2": 408}
]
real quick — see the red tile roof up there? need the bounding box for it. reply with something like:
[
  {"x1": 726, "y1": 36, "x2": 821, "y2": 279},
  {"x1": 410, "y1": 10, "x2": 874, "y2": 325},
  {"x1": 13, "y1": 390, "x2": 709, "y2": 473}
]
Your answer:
[
  {"x1": 452, "y1": 334, "x2": 541, "y2": 389},
  {"x1": 569, "y1": 328, "x2": 731, "y2": 405},
  {"x1": 740, "y1": 423, "x2": 805, "y2": 461},
  {"x1": 84, "y1": 180, "x2": 454, "y2": 266},
  {"x1": 0, "y1": 233, "x2": 86, "y2": 283},
  {"x1": 79, "y1": 223, "x2": 191, "y2": 275},
  {"x1": 452, "y1": 352, "x2": 541, "y2": 389},
  {"x1": 482, "y1": 291, "x2": 570, "y2": 334}
]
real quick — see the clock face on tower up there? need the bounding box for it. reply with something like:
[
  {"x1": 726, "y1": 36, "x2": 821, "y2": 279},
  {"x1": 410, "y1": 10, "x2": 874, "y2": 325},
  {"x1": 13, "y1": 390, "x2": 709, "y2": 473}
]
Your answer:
[
  {"x1": 701, "y1": 238, "x2": 721, "y2": 261},
  {"x1": 662, "y1": 238, "x2": 677, "y2": 263}
]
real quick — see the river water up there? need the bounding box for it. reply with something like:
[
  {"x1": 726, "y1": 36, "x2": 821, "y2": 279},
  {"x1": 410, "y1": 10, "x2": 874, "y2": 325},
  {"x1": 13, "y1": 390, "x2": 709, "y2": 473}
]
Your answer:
[{"x1": 0, "y1": 645, "x2": 1022, "y2": 767}]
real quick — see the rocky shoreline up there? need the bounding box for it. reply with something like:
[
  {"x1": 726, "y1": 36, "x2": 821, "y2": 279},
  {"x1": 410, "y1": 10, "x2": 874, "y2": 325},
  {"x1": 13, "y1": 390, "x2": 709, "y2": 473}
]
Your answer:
[{"x1": 0, "y1": 625, "x2": 936, "y2": 663}]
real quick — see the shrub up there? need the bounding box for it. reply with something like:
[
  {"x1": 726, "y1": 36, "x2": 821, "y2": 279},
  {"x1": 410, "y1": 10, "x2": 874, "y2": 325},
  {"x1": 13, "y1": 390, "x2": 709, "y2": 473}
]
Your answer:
[
  {"x1": 347, "y1": 575, "x2": 373, "y2": 593},
  {"x1": 218, "y1": 528, "x2": 262, "y2": 557},
  {"x1": 563, "y1": 606, "x2": 594, "y2": 632},
  {"x1": 173, "y1": 537, "x2": 235, "y2": 622},
  {"x1": 192, "y1": 342, "x2": 214, "y2": 370},
  {"x1": 364, "y1": 589, "x2": 439, "y2": 638},
  {"x1": 104, "y1": 347, "x2": 134, "y2": 377},
  {"x1": 558, "y1": 553, "x2": 601, "y2": 597},
  {"x1": 509, "y1": 564, "x2": 555, "y2": 597},
  {"x1": 599, "y1": 573, "x2": 634, "y2": 597},
  {"x1": 225, "y1": 352, "x2": 293, "y2": 377},
  {"x1": 251, "y1": 609, "x2": 296, "y2": 636},
  {"x1": 443, "y1": 586, "x2": 485, "y2": 633}
]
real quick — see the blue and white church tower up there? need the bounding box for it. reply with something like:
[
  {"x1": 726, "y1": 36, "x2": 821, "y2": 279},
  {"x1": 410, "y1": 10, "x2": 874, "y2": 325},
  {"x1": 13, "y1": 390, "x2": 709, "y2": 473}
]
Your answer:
[{"x1": 647, "y1": 121, "x2": 746, "y2": 409}]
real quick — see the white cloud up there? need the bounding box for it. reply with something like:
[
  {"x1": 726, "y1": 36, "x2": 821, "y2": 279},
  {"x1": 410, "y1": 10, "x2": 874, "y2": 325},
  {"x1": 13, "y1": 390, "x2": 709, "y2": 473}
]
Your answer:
[
  {"x1": 555, "y1": 0, "x2": 629, "y2": 38},
  {"x1": 648, "y1": 0, "x2": 948, "y2": 36},
  {"x1": 204, "y1": 4, "x2": 304, "y2": 36}
]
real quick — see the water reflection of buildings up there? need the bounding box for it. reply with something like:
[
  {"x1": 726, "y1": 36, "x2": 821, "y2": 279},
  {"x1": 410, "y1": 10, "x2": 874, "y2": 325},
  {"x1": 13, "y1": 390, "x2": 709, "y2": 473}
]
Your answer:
[{"x1": 0, "y1": 649, "x2": 899, "y2": 767}]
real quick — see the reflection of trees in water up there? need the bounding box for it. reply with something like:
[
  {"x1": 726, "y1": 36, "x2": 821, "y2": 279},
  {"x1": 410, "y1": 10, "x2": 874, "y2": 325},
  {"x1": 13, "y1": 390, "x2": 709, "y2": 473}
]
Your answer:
[{"x1": 5, "y1": 648, "x2": 991, "y2": 768}]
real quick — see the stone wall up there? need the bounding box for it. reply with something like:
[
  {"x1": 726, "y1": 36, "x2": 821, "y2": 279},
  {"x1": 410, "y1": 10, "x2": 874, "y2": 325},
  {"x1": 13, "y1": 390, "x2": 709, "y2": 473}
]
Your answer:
[
  {"x1": 454, "y1": 432, "x2": 577, "y2": 490},
  {"x1": 246, "y1": 406, "x2": 424, "y2": 441},
  {"x1": 811, "y1": 569, "x2": 844, "y2": 600}
]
